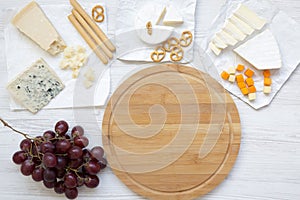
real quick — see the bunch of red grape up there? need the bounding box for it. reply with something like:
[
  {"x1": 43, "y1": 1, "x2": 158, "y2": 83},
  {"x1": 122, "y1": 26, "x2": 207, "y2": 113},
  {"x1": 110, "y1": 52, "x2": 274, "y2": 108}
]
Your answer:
[{"x1": 12, "y1": 120, "x2": 107, "y2": 199}]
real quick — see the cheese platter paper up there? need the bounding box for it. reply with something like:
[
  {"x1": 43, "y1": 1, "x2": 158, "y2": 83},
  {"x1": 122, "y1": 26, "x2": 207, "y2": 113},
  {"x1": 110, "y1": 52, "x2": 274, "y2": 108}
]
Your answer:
[
  {"x1": 4, "y1": 2, "x2": 111, "y2": 111},
  {"x1": 115, "y1": 0, "x2": 197, "y2": 63},
  {"x1": 201, "y1": 0, "x2": 300, "y2": 109}
]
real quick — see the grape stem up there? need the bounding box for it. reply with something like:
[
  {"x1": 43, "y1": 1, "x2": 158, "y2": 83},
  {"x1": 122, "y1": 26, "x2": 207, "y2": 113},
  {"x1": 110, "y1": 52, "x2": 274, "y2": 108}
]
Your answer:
[{"x1": 0, "y1": 118, "x2": 33, "y2": 140}]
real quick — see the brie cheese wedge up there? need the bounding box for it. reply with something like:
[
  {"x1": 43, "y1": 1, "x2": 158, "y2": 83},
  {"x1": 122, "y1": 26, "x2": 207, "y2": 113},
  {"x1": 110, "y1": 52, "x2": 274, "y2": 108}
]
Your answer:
[
  {"x1": 216, "y1": 31, "x2": 238, "y2": 46},
  {"x1": 234, "y1": 29, "x2": 282, "y2": 70},
  {"x1": 163, "y1": 5, "x2": 184, "y2": 26},
  {"x1": 223, "y1": 21, "x2": 247, "y2": 41},
  {"x1": 229, "y1": 15, "x2": 255, "y2": 35},
  {"x1": 11, "y1": 1, "x2": 66, "y2": 55},
  {"x1": 136, "y1": 25, "x2": 174, "y2": 45},
  {"x1": 234, "y1": 4, "x2": 267, "y2": 30}
]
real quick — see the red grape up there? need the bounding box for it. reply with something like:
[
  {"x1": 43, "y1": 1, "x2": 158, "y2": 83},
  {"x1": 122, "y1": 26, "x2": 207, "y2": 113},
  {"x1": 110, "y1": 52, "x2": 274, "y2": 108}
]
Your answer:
[
  {"x1": 12, "y1": 151, "x2": 27, "y2": 164},
  {"x1": 56, "y1": 156, "x2": 68, "y2": 169},
  {"x1": 71, "y1": 126, "x2": 84, "y2": 137},
  {"x1": 43, "y1": 152, "x2": 57, "y2": 168},
  {"x1": 43, "y1": 130, "x2": 56, "y2": 141},
  {"x1": 82, "y1": 149, "x2": 92, "y2": 162},
  {"x1": 91, "y1": 146, "x2": 104, "y2": 161},
  {"x1": 32, "y1": 167, "x2": 44, "y2": 182},
  {"x1": 64, "y1": 172, "x2": 77, "y2": 189},
  {"x1": 54, "y1": 181, "x2": 65, "y2": 194},
  {"x1": 84, "y1": 160, "x2": 101, "y2": 175},
  {"x1": 65, "y1": 187, "x2": 78, "y2": 199},
  {"x1": 43, "y1": 168, "x2": 56, "y2": 182},
  {"x1": 55, "y1": 121, "x2": 69, "y2": 136},
  {"x1": 56, "y1": 169, "x2": 66, "y2": 179},
  {"x1": 40, "y1": 142, "x2": 55, "y2": 153},
  {"x1": 69, "y1": 158, "x2": 83, "y2": 169},
  {"x1": 43, "y1": 180, "x2": 57, "y2": 189},
  {"x1": 84, "y1": 175, "x2": 100, "y2": 188},
  {"x1": 21, "y1": 159, "x2": 35, "y2": 176},
  {"x1": 68, "y1": 146, "x2": 83, "y2": 160},
  {"x1": 56, "y1": 139, "x2": 71, "y2": 153},
  {"x1": 98, "y1": 158, "x2": 107, "y2": 169},
  {"x1": 20, "y1": 139, "x2": 32, "y2": 152},
  {"x1": 74, "y1": 136, "x2": 89, "y2": 148}
]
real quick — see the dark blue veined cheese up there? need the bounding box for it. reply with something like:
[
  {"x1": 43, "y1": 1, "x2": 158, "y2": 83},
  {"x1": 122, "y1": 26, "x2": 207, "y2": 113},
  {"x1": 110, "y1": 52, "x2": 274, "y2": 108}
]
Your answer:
[{"x1": 7, "y1": 58, "x2": 65, "y2": 113}]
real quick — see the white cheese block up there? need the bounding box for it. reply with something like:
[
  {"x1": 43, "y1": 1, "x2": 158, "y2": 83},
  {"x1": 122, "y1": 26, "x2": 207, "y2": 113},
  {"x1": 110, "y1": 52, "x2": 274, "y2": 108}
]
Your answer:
[
  {"x1": 209, "y1": 42, "x2": 222, "y2": 56},
  {"x1": 135, "y1": 4, "x2": 174, "y2": 44},
  {"x1": 212, "y1": 35, "x2": 228, "y2": 49},
  {"x1": 216, "y1": 31, "x2": 238, "y2": 46},
  {"x1": 229, "y1": 15, "x2": 255, "y2": 35},
  {"x1": 7, "y1": 59, "x2": 65, "y2": 113},
  {"x1": 234, "y1": 29, "x2": 282, "y2": 70},
  {"x1": 11, "y1": 1, "x2": 66, "y2": 55},
  {"x1": 234, "y1": 4, "x2": 267, "y2": 30},
  {"x1": 163, "y1": 5, "x2": 184, "y2": 26},
  {"x1": 223, "y1": 21, "x2": 247, "y2": 41}
]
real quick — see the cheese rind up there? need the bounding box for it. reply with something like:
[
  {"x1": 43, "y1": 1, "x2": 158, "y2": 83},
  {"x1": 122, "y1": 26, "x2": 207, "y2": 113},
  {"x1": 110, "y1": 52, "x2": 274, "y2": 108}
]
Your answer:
[
  {"x1": 234, "y1": 4, "x2": 267, "y2": 30},
  {"x1": 234, "y1": 29, "x2": 282, "y2": 70},
  {"x1": 163, "y1": 5, "x2": 184, "y2": 26},
  {"x1": 7, "y1": 58, "x2": 65, "y2": 113},
  {"x1": 12, "y1": 1, "x2": 66, "y2": 55}
]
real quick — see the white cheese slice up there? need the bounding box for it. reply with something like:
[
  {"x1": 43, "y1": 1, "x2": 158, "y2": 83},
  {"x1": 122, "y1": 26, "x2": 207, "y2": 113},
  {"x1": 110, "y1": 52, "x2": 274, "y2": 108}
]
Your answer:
[
  {"x1": 209, "y1": 42, "x2": 222, "y2": 56},
  {"x1": 11, "y1": 1, "x2": 66, "y2": 55},
  {"x1": 229, "y1": 15, "x2": 255, "y2": 35},
  {"x1": 212, "y1": 35, "x2": 228, "y2": 49},
  {"x1": 216, "y1": 31, "x2": 238, "y2": 46},
  {"x1": 234, "y1": 4, "x2": 267, "y2": 30},
  {"x1": 135, "y1": 4, "x2": 174, "y2": 44},
  {"x1": 223, "y1": 21, "x2": 247, "y2": 41},
  {"x1": 6, "y1": 58, "x2": 65, "y2": 113},
  {"x1": 163, "y1": 5, "x2": 184, "y2": 26},
  {"x1": 234, "y1": 29, "x2": 282, "y2": 70}
]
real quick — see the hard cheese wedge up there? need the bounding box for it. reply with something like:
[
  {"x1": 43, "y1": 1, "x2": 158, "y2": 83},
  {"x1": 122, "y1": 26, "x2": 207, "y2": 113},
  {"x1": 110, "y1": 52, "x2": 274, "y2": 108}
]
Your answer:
[
  {"x1": 163, "y1": 5, "x2": 184, "y2": 26},
  {"x1": 234, "y1": 29, "x2": 282, "y2": 70},
  {"x1": 12, "y1": 1, "x2": 66, "y2": 55},
  {"x1": 7, "y1": 59, "x2": 65, "y2": 113},
  {"x1": 234, "y1": 4, "x2": 267, "y2": 30}
]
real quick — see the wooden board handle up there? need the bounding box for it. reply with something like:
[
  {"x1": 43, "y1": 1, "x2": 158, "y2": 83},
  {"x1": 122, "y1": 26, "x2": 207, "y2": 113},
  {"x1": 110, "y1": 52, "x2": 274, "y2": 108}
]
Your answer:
[
  {"x1": 68, "y1": 14, "x2": 108, "y2": 64},
  {"x1": 72, "y1": 9, "x2": 113, "y2": 59},
  {"x1": 70, "y1": 0, "x2": 116, "y2": 52}
]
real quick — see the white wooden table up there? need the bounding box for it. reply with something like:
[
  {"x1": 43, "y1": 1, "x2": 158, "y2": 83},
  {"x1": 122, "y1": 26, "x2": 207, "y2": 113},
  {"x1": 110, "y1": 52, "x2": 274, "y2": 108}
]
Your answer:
[{"x1": 0, "y1": 0, "x2": 299, "y2": 199}]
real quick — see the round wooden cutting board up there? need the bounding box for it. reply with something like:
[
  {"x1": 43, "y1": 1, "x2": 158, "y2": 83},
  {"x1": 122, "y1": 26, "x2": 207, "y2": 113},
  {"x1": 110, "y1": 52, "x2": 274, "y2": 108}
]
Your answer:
[{"x1": 102, "y1": 64, "x2": 241, "y2": 200}]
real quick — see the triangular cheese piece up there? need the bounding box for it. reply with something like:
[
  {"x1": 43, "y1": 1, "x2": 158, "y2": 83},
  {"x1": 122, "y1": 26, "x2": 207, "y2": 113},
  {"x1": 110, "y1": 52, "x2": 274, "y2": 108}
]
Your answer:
[
  {"x1": 11, "y1": 1, "x2": 66, "y2": 55},
  {"x1": 234, "y1": 29, "x2": 282, "y2": 70},
  {"x1": 163, "y1": 5, "x2": 183, "y2": 26}
]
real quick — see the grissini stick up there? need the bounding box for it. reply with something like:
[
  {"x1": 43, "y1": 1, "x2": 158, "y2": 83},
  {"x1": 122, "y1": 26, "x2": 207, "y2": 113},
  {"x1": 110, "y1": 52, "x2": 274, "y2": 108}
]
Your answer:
[
  {"x1": 68, "y1": 14, "x2": 108, "y2": 64},
  {"x1": 70, "y1": 0, "x2": 116, "y2": 52},
  {"x1": 72, "y1": 9, "x2": 113, "y2": 59}
]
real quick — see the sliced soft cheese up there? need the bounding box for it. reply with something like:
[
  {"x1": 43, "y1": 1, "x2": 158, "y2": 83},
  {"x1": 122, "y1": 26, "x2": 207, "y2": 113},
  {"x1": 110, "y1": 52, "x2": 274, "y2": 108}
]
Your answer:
[
  {"x1": 212, "y1": 35, "x2": 228, "y2": 49},
  {"x1": 156, "y1": 6, "x2": 167, "y2": 25},
  {"x1": 11, "y1": 1, "x2": 66, "y2": 55},
  {"x1": 209, "y1": 42, "x2": 222, "y2": 56},
  {"x1": 234, "y1": 4, "x2": 267, "y2": 30},
  {"x1": 7, "y1": 58, "x2": 65, "y2": 113},
  {"x1": 223, "y1": 21, "x2": 247, "y2": 41},
  {"x1": 229, "y1": 15, "x2": 255, "y2": 35},
  {"x1": 216, "y1": 30, "x2": 238, "y2": 46},
  {"x1": 234, "y1": 29, "x2": 282, "y2": 70},
  {"x1": 163, "y1": 5, "x2": 184, "y2": 26}
]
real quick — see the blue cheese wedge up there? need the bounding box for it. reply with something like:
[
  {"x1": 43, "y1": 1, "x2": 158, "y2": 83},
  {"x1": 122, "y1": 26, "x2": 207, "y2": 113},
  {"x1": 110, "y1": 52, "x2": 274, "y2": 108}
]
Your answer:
[
  {"x1": 11, "y1": 1, "x2": 66, "y2": 55},
  {"x1": 7, "y1": 59, "x2": 65, "y2": 113}
]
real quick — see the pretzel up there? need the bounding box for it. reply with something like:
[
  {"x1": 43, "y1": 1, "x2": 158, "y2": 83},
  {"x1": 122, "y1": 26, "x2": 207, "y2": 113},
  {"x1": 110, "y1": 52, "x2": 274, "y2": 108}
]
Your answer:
[
  {"x1": 92, "y1": 5, "x2": 105, "y2": 23},
  {"x1": 146, "y1": 21, "x2": 152, "y2": 35},
  {"x1": 170, "y1": 46, "x2": 184, "y2": 62},
  {"x1": 163, "y1": 37, "x2": 180, "y2": 52},
  {"x1": 179, "y1": 31, "x2": 193, "y2": 47},
  {"x1": 151, "y1": 46, "x2": 166, "y2": 62}
]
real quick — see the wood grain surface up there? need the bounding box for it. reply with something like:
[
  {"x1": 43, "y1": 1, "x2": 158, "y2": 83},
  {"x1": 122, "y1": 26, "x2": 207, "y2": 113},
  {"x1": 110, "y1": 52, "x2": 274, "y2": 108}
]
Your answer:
[{"x1": 0, "y1": 0, "x2": 299, "y2": 200}]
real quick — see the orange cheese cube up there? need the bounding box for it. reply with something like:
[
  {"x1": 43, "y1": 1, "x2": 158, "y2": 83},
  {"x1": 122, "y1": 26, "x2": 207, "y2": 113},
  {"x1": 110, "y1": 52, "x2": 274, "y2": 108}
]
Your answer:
[
  {"x1": 246, "y1": 78, "x2": 254, "y2": 86},
  {"x1": 264, "y1": 78, "x2": 272, "y2": 86},
  {"x1": 244, "y1": 69, "x2": 254, "y2": 77},
  {"x1": 221, "y1": 71, "x2": 230, "y2": 80},
  {"x1": 241, "y1": 87, "x2": 249, "y2": 95},
  {"x1": 248, "y1": 85, "x2": 257, "y2": 93},
  {"x1": 236, "y1": 64, "x2": 245, "y2": 72},
  {"x1": 238, "y1": 82, "x2": 246, "y2": 89},
  {"x1": 263, "y1": 70, "x2": 271, "y2": 78},
  {"x1": 236, "y1": 74, "x2": 244, "y2": 83}
]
